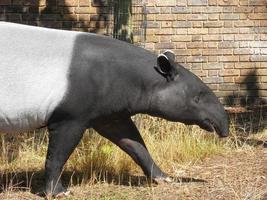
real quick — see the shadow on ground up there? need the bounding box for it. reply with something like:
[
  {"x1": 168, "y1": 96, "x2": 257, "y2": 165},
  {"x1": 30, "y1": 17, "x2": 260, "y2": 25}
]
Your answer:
[{"x1": 0, "y1": 170, "x2": 206, "y2": 196}]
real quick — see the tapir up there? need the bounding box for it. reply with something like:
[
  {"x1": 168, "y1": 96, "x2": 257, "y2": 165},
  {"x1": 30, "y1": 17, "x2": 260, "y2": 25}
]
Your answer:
[{"x1": 0, "y1": 22, "x2": 229, "y2": 196}]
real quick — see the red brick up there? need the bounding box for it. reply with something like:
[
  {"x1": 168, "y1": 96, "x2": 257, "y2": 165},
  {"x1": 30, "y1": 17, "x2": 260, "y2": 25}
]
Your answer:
[
  {"x1": 255, "y1": 6, "x2": 267, "y2": 12},
  {"x1": 160, "y1": 36, "x2": 171, "y2": 42},
  {"x1": 191, "y1": 63, "x2": 202, "y2": 70},
  {"x1": 203, "y1": 49, "x2": 223, "y2": 55},
  {"x1": 203, "y1": 35, "x2": 223, "y2": 41},
  {"x1": 176, "y1": 42, "x2": 187, "y2": 49},
  {"x1": 156, "y1": 14, "x2": 175, "y2": 21},
  {"x1": 192, "y1": 21, "x2": 203, "y2": 28},
  {"x1": 223, "y1": 49, "x2": 233, "y2": 55},
  {"x1": 160, "y1": 7, "x2": 171, "y2": 14},
  {"x1": 177, "y1": 0, "x2": 187, "y2": 6},
  {"x1": 234, "y1": 21, "x2": 254, "y2": 27},
  {"x1": 145, "y1": 7, "x2": 160, "y2": 14},
  {"x1": 208, "y1": 14, "x2": 219, "y2": 20},
  {"x1": 234, "y1": 6, "x2": 254, "y2": 13},
  {"x1": 188, "y1": 28, "x2": 209, "y2": 34},
  {"x1": 204, "y1": 21, "x2": 224, "y2": 28},
  {"x1": 224, "y1": 63, "x2": 235, "y2": 69},
  {"x1": 171, "y1": 7, "x2": 191, "y2": 14},
  {"x1": 209, "y1": 28, "x2": 221, "y2": 34},
  {"x1": 218, "y1": 0, "x2": 238, "y2": 5},
  {"x1": 193, "y1": 70, "x2": 207, "y2": 77},
  {"x1": 239, "y1": 55, "x2": 250, "y2": 62},
  {"x1": 208, "y1": 56, "x2": 218, "y2": 62},
  {"x1": 173, "y1": 49, "x2": 191, "y2": 56},
  {"x1": 192, "y1": 35, "x2": 202, "y2": 41},
  {"x1": 235, "y1": 63, "x2": 256, "y2": 69},
  {"x1": 220, "y1": 69, "x2": 240, "y2": 76},
  {"x1": 203, "y1": 63, "x2": 223, "y2": 69},
  {"x1": 218, "y1": 42, "x2": 239, "y2": 48},
  {"x1": 261, "y1": 76, "x2": 267, "y2": 82},
  {"x1": 240, "y1": 0, "x2": 249, "y2": 5},
  {"x1": 224, "y1": 21, "x2": 233, "y2": 28},
  {"x1": 155, "y1": 43, "x2": 175, "y2": 49},
  {"x1": 220, "y1": 14, "x2": 239, "y2": 20},
  {"x1": 203, "y1": 77, "x2": 223, "y2": 84},
  {"x1": 257, "y1": 69, "x2": 267, "y2": 75},
  {"x1": 209, "y1": 0, "x2": 217, "y2": 5},
  {"x1": 218, "y1": 56, "x2": 239, "y2": 62},
  {"x1": 234, "y1": 48, "x2": 253, "y2": 55},
  {"x1": 206, "y1": 6, "x2": 223, "y2": 13},
  {"x1": 261, "y1": 49, "x2": 267, "y2": 54},
  {"x1": 188, "y1": 0, "x2": 208, "y2": 6},
  {"x1": 239, "y1": 28, "x2": 252, "y2": 34},
  {"x1": 223, "y1": 77, "x2": 234, "y2": 83},
  {"x1": 249, "y1": 0, "x2": 266, "y2": 5},
  {"x1": 208, "y1": 84, "x2": 218, "y2": 90},
  {"x1": 187, "y1": 42, "x2": 204, "y2": 49},
  {"x1": 187, "y1": 14, "x2": 208, "y2": 21},
  {"x1": 187, "y1": 56, "x2": 208, "y2": 63},
  {"x1": 248, "y1": 13, "x2": 267, "y2": 20},
  {"x1": 175, "y1": 28, "x2": 188, "y2": 34},
  {"x1": 75, "y1": 7, "x2": 96, "y2": 14},
  {"x1": 173, "y1": 21, "x2": 192, "y2": 28},
  {"x1": 79, "y1": 0, "x2": 90, "y2": 6},
  {"x1": 157, "y1": 28, "x2": 175, "y2": 35},
  {"x1": 206, "y1": 42, "x2": 218, "y2": 48},
  {"x1": 250, "y1": 55, "x2": 267, "y2": 62},
  {"x1": 172, "y1": 35, "x2": 192, "y2": 42},
  {"x1": 156, "y1": 0, "x2": 176, "y2": 6},
  {"x1": 219, "y1": 84, "x2": 239, "y2": 91},
  {"x1": 208, "y1": 70, "x2": 219, "y2": 76},
  {"x1": 191, "y1": 49, "x2": 202, "y2": 55}
]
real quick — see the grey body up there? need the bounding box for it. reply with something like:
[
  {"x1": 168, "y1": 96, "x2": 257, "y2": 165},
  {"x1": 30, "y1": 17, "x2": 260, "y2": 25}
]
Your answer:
[{"x1": 0, "y1": 22, "x2": 229, "y2": 196}]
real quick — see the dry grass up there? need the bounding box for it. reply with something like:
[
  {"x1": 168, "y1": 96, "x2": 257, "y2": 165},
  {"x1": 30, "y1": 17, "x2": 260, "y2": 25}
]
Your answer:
[{"x1": 0, "y1": 114, "x2": 265, "y2": 199}]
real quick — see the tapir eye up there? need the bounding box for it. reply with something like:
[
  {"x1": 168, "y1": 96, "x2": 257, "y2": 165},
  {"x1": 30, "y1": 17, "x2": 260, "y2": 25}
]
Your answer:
[
  {"x1": 194, "y1": 95, "x2": 200, "y2": 103},
  {"x1": 194, "y1": 92, "x2": 205, "y2": 104}
]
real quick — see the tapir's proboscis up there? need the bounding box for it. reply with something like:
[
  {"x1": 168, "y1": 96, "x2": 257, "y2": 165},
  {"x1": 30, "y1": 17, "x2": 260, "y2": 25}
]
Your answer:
[{"x1": 0, "y1": 22, "x2": 229, "y2": 197}]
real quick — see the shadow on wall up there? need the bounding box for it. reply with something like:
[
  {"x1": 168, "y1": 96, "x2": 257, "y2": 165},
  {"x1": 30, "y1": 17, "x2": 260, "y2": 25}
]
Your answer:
[
  {"x1": 0, "y1": 0, "x2": 112, "y2": 34},
  {"x1": 225, "y1": 70, "x2": 266, "y2": 133},
  {"x1": 0, "y1": 0, "x2": 133, "y2": 41},
  {"x1": 38, "y1": 0, "x2": 88, "y2": 31}
]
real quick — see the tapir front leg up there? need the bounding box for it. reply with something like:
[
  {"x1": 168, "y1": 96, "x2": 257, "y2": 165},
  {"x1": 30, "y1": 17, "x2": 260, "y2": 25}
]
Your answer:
[
  {"x1": 93, "y1": 117, "x2": 171, "y2": 182},
  {"x1": 45, "y1": 120, "x2": 85, "y2": 197}
]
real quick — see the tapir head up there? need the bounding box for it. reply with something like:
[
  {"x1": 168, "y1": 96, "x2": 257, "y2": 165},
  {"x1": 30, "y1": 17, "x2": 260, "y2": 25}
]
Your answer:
[{"x1": 151, "y1": 50, "x2": 229, "y2": 137}]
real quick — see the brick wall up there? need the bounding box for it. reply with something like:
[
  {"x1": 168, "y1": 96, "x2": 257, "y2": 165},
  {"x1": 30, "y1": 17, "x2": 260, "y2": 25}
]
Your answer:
[
  {"x1": 138, "y1": 0, "x2": 267, "y2": 106},
  {"x1": 0, "y1": 0, "x2": 267, "y2": 107},
  {"x1": 0, "y1": 0, "x2": 112, "y2": 33}
]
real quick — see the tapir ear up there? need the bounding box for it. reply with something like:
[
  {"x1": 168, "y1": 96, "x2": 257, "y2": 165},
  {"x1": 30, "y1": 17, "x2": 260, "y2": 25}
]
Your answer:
[
  {"x1": 163, "y1": 50, "x2": 175, "y2": 62},
  {"x1": 154, "y1": 54, "x2": 175, "y2": 81},
  {"x1": 157, "y1": 54, "x2": 171, "y2": 74}
]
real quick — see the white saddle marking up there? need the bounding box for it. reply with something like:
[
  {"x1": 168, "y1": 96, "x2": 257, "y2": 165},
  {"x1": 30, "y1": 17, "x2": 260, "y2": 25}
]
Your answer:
[{"x1": 0, "y1": 22, "x2": 80, "y2": 133}]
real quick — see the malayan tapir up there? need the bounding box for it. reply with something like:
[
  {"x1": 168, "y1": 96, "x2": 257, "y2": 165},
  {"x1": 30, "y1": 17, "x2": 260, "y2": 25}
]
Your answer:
[{"x1": 0, "y1": 22, "x2": 229, "y2": 197}]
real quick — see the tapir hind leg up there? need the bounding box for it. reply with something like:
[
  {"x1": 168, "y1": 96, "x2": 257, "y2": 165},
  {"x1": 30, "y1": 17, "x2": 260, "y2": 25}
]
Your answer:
[
  {"x1": 45, "y1": 120, "x2": 85, "y2": 196},
  {"x1": 93, "y1": 117, "x2": 171, "y2": 182}
]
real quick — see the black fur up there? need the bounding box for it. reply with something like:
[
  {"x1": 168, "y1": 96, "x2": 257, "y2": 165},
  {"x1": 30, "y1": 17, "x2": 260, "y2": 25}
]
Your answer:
[{"x1": 46, "y1": 33, "x2": 229, "y2": 196}]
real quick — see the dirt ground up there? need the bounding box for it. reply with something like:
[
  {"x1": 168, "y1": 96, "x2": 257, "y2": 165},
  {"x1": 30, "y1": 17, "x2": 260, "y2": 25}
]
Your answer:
[{"x1": 0, "y1": 142, "x2": 266, "y2": 200}]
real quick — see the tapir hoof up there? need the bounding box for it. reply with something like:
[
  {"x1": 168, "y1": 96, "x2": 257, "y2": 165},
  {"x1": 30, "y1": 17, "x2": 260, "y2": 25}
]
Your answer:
[{"x1": 153, "y1": 176, "x2": 173, "y2": 184}]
